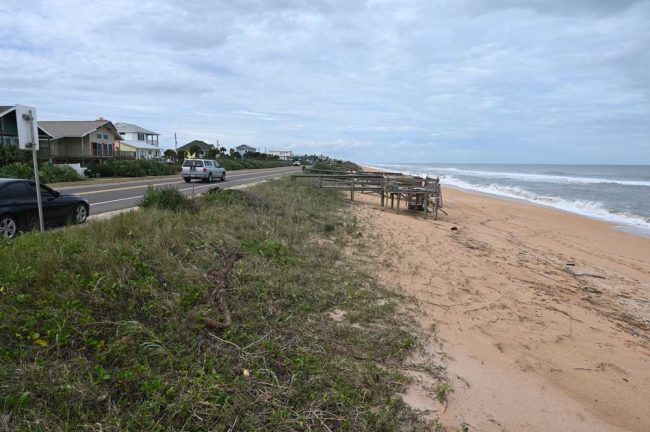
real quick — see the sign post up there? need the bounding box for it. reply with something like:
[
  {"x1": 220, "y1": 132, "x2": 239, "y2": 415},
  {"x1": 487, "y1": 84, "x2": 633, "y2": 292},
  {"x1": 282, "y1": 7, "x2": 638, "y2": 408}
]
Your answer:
[{"x1": 15, "y1": 105, "x2": 44, "y2": 233}]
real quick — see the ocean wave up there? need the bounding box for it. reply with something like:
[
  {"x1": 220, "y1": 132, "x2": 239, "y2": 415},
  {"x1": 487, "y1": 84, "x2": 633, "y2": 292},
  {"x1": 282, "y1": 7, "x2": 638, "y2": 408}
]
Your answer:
[
  {"x1": 441, "y1": 176, "x2": 650, "y2": 229},
  {"x1": 375, "y1": 165, "x2": 650, "y2": 187}
]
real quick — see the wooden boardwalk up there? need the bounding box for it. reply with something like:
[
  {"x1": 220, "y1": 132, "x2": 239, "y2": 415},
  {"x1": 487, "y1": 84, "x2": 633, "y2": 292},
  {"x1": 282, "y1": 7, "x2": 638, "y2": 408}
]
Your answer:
[{"x1": 291, "y1": 168, "x2": 443, "y2": 219}]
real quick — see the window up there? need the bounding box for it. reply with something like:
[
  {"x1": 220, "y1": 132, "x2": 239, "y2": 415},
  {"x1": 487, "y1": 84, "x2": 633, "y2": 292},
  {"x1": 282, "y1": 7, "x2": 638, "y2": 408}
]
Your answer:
[
  {"x1": 12, "y1": 137, "x2": 19, "y2": 145},
  {"x1": 107, "y1": 144, "x2": 113, "y2": 156},
  {"x1": 205, "y1": 161, "x2": 213, "y2": 167},
  {"x1": 92, "y1": 142, "x2": 100, "y2": 156},
  {"x1": 0, "y1": 182, "x2": 31, "y2": 199},
  {"x1": 182, "y1": 160, "x2": 204, "y2": 167},
  {"x1": 137, "y1": 133, "x2": 145, "y2": 141},
  {"x1": 102, "y1": 143, "x2": 109, "y2": 156},
  {"x1": 119, "y1": 132, "x2": 125, "y2": 136},
  {"x1": 97, "y1": 133, "x2": 102, "y2": 139},
  {"x1": 25, "y1": 182, "x2": 54, "y2": 199},
  {"x1": 103, "y1": 134, "x2": 109, "y2": 139}
]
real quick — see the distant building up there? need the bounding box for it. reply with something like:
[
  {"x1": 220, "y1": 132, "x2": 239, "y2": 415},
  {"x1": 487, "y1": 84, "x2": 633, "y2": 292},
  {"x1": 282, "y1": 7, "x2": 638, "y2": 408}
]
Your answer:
[
  {"x1": 115, "y1": 122, "x2": 160, "y2": 160},
  {"x1": 268, "y1": 150, "x2": 294, "y2": 160},
  {"x1": 236, "y1": 144, "x2": 256, "y2": 157},
  {"x1": 177, "y1": 140, "x2": 214, "y2": 158},
  {"x1": 38, "y1": 118, "x2": 124, "y2": 165}
]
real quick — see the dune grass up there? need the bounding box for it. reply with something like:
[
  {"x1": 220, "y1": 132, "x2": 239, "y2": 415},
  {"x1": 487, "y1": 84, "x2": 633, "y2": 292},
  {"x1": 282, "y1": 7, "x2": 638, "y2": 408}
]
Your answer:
[{"x1": 0, "y1": 179, "x2": 428, "y2": 431}]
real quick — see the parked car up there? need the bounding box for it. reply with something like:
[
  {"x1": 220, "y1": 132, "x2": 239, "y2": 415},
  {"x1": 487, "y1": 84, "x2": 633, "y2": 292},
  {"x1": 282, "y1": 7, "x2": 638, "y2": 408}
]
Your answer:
[
  {"x1": 0, "y1": 178, "x2": 90, "y2": 239},
  {"x1": 292, "y1": 160, "x2": 301, "y2": 166},
  {"x1": 181, "y1": 159, "x2": 226, "y2": 183}
]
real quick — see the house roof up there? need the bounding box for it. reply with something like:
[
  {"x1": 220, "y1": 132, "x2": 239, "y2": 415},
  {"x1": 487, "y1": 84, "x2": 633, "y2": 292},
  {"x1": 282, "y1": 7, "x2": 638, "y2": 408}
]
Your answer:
[
  {"x1": 38, "y1": 120, "x2": 120, "y2": 139},
  {"x1": 114, "y1": 122, "x2": 158, "y2": 135},
  {"x1": 236, "y1": 144, "x2": 256, "y2": 151},
  {"x1": 0, "y1": 106, "x2": 14, "y2": 117},
  {"x1": 177, "y1": 140, "x2": 215, "y2": 152}
]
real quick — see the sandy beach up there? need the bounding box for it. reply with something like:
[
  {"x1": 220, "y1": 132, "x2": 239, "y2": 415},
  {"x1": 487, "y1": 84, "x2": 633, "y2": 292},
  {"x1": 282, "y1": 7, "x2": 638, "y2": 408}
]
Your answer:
[{"x1": 353, "y1": 178, "x2": 650, "y2": 431}]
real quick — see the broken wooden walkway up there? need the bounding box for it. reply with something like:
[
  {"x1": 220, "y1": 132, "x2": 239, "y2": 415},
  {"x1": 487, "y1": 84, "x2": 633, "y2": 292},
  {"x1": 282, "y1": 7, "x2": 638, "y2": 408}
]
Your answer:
[{"x1": 290, "y1": 169, "x2": 443, "y2": 219}]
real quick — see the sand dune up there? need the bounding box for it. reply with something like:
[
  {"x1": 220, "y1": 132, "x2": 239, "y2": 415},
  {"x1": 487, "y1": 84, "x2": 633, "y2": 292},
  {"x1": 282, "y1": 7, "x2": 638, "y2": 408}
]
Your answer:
[{"x1": 353, "y1": 187, "x2": 650, "y2": 431}]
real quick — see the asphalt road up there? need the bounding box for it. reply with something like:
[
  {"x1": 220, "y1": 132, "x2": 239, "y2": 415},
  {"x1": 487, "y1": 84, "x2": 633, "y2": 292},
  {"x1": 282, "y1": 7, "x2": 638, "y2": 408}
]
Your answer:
[{"x1": 56, "y1": 166, "x2": 302, "y2": 215}]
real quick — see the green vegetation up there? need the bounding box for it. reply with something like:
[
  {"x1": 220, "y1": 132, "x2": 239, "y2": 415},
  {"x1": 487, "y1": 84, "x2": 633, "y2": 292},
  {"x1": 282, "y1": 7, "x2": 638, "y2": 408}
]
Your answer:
[
  {"x1": 217, "y1": 158, "x2": 290, "y2": 170},
  {"x1": 0, "y1": 144, "x2": 30, "y2": 167},
  {"x1": 139, "y1": 186, "x2": 197, "y2": 212},
  {"x1": 311, "y1": 159, "x2": 361, "y2": 173},
  {"x1": 0, "y1": 162, "x2": 82, "y2": 183},
  {"x1": 0, "y1": 179, "x2": 428, "y2": 431},
  {"x1": 434, "y1": 382, "x2": 453, "y2": 404},
  {"x1": 88, "y1": 160, "x2": 180, "y2": 178}
]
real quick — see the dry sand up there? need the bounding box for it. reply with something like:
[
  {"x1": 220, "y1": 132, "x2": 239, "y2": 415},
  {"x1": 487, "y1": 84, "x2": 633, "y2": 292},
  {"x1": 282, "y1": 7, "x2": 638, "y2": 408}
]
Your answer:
[{"x1": 352, "y1": 184, "x2": 650, "y2": 431}]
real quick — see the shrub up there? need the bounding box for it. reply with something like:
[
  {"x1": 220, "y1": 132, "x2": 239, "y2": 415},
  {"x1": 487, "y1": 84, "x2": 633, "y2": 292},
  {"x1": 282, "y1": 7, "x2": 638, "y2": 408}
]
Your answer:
[
  {"x1": 139, "y1": 186, "x2": 196, "y2": 212},
  {"x1": 0, "y1": 162, "x2": 33, "y2": 179},
  {"x1": 0, "y1": 162, "x2": 82, "y2": 183},
  {"x1": 95, "y1": 160, "x2": 179, "y2": 177},
  {"x1": 0, "y1": 144, "x2": 29, "y2": 166},
  {"x1": 39, "y1": 163, "x2": 82, "y2": 183},
  {"x1": 217, "y1": 158, "x2": 290, "y2": 171}
]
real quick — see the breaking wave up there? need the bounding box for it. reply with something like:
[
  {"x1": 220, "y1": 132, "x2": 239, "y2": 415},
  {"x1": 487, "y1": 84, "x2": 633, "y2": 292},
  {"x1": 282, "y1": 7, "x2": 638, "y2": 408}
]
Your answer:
[
  {"x1": 377, "y1": 165, "x2": 650, "y2": 187},
  {"x1": 442, "y1": 176, "x2": 650, "y2": 229},
  {"x1": 365, "y1": 164, "x2": 650, "y2": 229}
]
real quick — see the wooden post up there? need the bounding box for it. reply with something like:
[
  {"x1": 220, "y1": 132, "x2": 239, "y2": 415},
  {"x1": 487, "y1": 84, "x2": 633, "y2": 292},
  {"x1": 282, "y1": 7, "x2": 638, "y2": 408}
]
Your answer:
[
  {"x1": 391, "y1": 193, "x2": 394, "y2": 208},
  {"x1": 433, "y1": 198, "x2": 438, "y2": 220},
  {"x1": 424, "y1": 192, "x2": 429, "y2": 219},
  {"x1": 397, "y1": 194, "x2": 401, "y2": 209},
  {"x1": 380, "y1": 188, "x2": 385, "y2": 207},
  {"x1": 351, "y1": 176, "x2": 355, "y2": 201},
  {"x1": 319, "y1": 174, "x2": 323, "y2": 188}
]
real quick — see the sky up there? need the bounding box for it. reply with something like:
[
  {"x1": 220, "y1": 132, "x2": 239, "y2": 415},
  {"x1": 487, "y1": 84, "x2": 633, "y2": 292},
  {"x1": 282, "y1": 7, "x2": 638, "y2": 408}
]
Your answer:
[{"x1": 1, "y1": 0, "x2": 649, "y2": 164}]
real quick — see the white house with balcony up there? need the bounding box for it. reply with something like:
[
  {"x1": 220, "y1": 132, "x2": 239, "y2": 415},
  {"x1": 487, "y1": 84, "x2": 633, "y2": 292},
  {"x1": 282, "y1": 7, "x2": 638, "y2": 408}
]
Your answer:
[{"x1": 115, "y1": 122, "x2": 160, "y2": 159}]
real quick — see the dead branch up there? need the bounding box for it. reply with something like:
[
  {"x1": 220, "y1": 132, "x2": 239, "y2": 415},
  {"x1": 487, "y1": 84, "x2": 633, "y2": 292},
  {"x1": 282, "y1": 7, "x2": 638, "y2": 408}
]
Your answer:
[{"x1": 204, "y1": 253, "x2": 243, "y2": 331}]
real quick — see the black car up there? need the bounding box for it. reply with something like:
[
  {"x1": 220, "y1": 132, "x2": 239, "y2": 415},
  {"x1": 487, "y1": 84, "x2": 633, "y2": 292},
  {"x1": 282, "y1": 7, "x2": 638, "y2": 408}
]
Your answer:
[{"x1": 0, "y1": 178, "x2": 90, "y2": 239}]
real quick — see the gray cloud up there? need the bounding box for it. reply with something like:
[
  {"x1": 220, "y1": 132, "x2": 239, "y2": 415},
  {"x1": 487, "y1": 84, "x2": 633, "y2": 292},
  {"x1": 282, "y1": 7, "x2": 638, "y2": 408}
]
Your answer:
[{"x1": 0, "y1": 0, "x2": 648, "y2": 163}]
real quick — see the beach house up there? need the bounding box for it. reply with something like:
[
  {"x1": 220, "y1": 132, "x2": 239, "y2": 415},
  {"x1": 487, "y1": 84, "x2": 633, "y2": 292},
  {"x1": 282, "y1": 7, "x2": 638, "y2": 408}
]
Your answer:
[
  {"x1": 177, "y1": 140, "x2": 214, "y2": 158},
  {"x1": 37, "y1": 118, "x2": 124, "y2": 165},
  {"x1": 236, "y1": 144, "x2": 256, "y2": 157},
  {"x1": 114, "y1": 122, "x2": 160, "y2": 160}
]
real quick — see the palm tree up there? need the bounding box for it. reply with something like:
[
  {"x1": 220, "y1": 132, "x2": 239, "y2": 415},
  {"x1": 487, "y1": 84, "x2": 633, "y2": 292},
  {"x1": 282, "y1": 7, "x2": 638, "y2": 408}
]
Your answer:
[
  {"x1": 163, "y1": 149, "x2": 177, "y2": 161},
  {"x1": 189, "y1": 144, "x2": 202, "y2": 157}
]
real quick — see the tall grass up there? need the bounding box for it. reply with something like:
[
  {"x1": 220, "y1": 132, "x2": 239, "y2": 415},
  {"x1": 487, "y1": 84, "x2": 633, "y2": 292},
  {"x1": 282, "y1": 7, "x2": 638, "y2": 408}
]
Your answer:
[{"x1": 0, "y1": 179, "x2": 427, "y2": 431}]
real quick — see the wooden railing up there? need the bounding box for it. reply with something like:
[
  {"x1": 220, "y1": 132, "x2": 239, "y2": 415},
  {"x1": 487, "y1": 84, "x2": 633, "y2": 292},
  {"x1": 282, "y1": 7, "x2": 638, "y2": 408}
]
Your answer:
[{"x1": 291, "y1": 172, "x2": 443, "y2": 219}]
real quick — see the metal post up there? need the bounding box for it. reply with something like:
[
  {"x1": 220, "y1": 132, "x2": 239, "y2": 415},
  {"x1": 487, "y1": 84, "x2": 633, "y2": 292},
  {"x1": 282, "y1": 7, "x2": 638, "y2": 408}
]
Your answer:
[{"x1": 25, "y1": 110, "x2": 44, "y2": 233}]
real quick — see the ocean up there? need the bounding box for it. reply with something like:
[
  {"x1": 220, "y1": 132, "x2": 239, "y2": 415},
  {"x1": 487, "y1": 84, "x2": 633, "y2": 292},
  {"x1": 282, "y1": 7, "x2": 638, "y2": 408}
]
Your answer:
[{"x1": 369, "y1": 163, "x2": 650, "y2": 234}]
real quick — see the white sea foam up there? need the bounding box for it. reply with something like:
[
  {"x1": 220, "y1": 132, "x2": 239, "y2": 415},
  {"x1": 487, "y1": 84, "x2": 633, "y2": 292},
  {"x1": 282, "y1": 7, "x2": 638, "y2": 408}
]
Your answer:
[
  {"x1": 365, "y1": 164, "x2": 650, "y2": 229},
  {"x1": 441, "y1": 176, "x2": 650, "y2": 229},
  {"x1": 407, "y1": 166, "x2": 650, "y2": 187}
]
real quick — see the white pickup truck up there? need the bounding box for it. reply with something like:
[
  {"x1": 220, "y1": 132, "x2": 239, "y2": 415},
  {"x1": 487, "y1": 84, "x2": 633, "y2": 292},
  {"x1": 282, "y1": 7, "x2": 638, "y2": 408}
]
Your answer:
[{"x1": 181, "y1": 159, "x2": 226, "y2": 183}]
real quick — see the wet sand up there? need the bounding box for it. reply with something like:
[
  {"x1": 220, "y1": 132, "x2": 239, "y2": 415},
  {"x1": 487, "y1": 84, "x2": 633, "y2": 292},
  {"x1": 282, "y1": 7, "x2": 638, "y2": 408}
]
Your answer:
[{"x1": 353, "y1": 184, "x2": 650, "y2": 431}]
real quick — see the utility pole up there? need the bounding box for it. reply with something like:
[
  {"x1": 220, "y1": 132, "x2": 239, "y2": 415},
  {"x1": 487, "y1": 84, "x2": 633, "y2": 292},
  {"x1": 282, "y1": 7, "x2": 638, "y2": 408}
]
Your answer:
[{"x1": 174, "y1": 132, "x2": 178, "y2": 152}]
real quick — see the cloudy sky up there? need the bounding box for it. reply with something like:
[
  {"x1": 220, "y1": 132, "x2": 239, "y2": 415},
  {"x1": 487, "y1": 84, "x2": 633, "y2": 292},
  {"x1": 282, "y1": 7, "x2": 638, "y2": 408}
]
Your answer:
[{"x1": 1, "y1": 0, "x2": 648, "y2": 164}]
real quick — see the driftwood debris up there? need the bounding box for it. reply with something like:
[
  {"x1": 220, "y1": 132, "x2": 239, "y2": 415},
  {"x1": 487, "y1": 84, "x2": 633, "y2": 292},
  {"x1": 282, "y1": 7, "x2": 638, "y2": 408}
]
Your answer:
[{"x1": 204, "y1": 253, "x2": 243, "y2": 330}]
